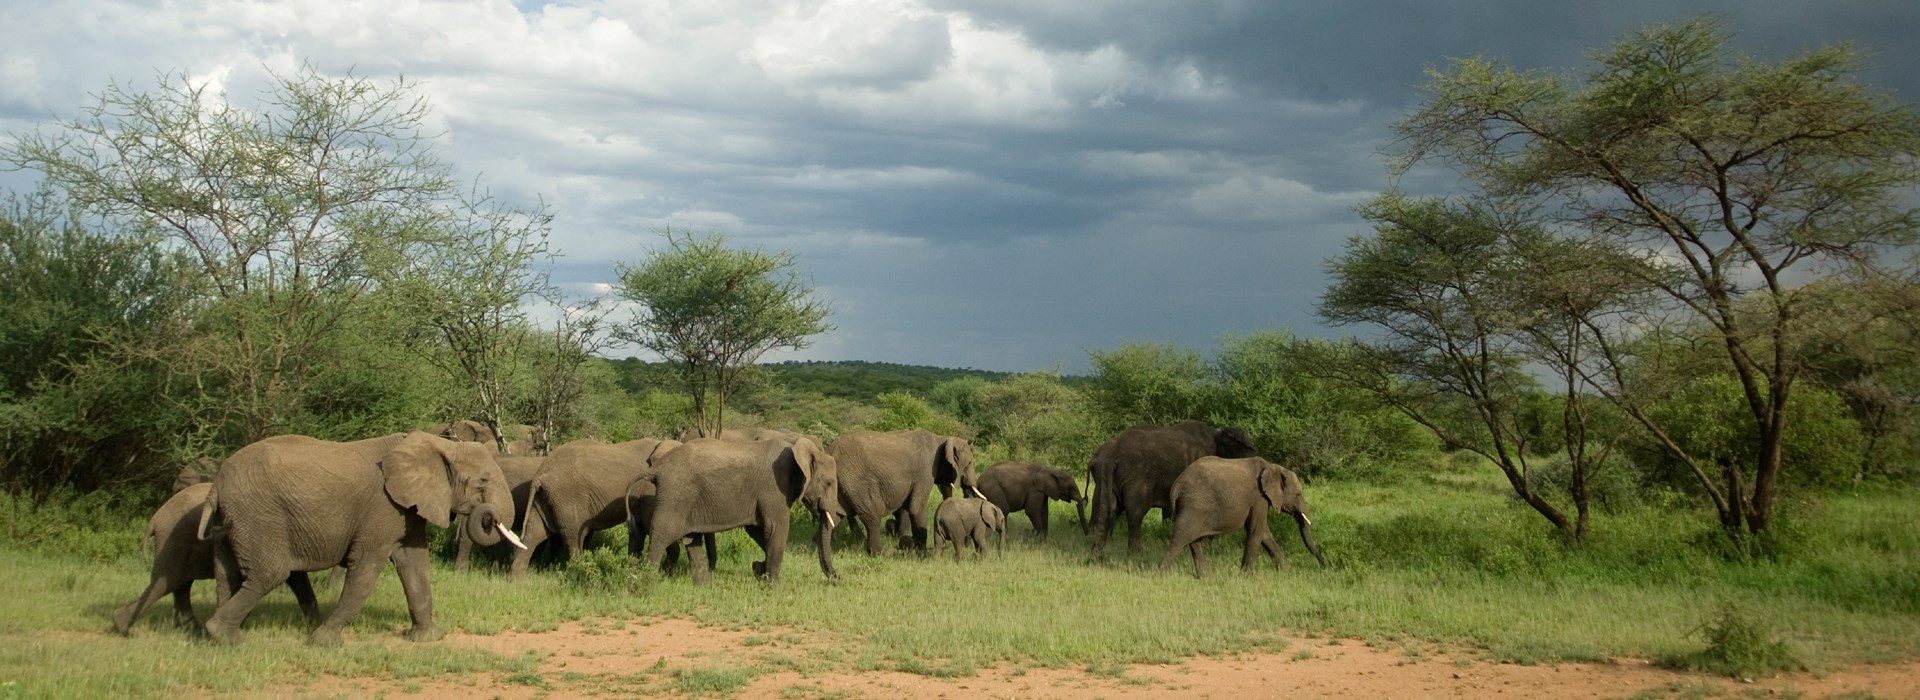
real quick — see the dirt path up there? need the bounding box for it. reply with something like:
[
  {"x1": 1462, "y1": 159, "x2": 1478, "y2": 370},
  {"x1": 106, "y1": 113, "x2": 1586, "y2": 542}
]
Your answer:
[{"x1": 284, "y1": 618, "x2": 1920, "y2": 699}]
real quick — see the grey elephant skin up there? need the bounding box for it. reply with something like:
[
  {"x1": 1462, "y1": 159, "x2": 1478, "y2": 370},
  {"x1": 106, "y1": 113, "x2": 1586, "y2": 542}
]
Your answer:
[
  {"x1": 453, "y1": 455, "x2": 544, "y2": 573},
  {"x1": 1160, "y1": 456, "x2": 1325, "y2": 577},
  {"x1": 831, "y1": 428, "x2": 981, "y2": 555},
  {"x1": 201, "y1": 432, "x2": 517, "y2": 645},
  {"x1": 977, "y1": 461, "x2": 1085, "y2": 539},
  {"x1": 644, "y1": 437, "x2": 843, "y2": 585},
  {"x1": 110, "y1": 479, "x2": 320, "y2": 635},
  {"x1": 512, "y1": 438, "x2": 679, "y2": 579},
  {"x1": 1088, "y1": 420, "x2": 1256, "y2": 556},
  {"x1": 932, "y1": 497, "x2": 1006, "y2": 560}
]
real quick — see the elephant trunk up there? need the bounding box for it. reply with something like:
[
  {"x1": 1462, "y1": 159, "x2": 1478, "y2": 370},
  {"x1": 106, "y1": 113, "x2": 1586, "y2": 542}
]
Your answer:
[
  {"x1": 1295, "y1": 512, "x2": 1326, "y2": 566},
  {"x1": 1074, "y1": 495, "x2": 1087, "y2": 533},
  {"x1": 814, "y1": 505, "x2": 838, "y2": 581},
  {"x1": 466, "y1": 504, "x2": 504, "y2": 547}
]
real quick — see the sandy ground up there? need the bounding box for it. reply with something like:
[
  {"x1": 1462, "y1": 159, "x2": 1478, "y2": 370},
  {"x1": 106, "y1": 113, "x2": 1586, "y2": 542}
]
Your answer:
[{"x1": 277, "y1": 617, "x2": 1920, "y2": 699}]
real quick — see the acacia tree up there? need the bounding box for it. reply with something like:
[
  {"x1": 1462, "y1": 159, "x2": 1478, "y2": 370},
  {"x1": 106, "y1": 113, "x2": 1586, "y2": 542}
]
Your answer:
[
  {"x1": 525, "y1": 295, "x2": 616, "y2": 450},
  {"x1": 613, "y1": 229, "x2": 832, "y2": 437},
  {"x1": 3, "y1": 65, "x2": 455, "y2": 443},
  {"x1": 399, "y1": 190, "x2": 555, "y2": 452},
  {"x1": 1390, "y1": 18, "x2": 1920, "y2": 535}
]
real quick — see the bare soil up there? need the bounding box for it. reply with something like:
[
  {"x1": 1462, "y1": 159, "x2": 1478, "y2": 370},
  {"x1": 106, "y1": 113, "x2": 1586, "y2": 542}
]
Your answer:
[{"x1": 276, "y1": 617, "x2": 1920, "y2": 699}]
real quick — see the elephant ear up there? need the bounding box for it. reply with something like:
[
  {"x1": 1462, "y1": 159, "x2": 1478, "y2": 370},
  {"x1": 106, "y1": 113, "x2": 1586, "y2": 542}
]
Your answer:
[
  {"x1": 1256, "y1": 461, "x2": 1293, "y2": 513},
  {"x1": 382, "y1": 432, "x2": 456, "y2": 528},
  {"x1": 788, "y1": 438, "x2": 819, "y2": 495}
]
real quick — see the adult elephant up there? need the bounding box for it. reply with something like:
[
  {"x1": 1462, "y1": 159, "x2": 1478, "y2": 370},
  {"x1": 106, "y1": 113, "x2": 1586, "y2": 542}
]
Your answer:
[
  {"x1": 1160, "y1": 456, "x2": 1325, "y2": 577},
  {"x1": 644, "y1": 437, "x2": 843, "y2": 584},
  {"x1": 111, "y1": 481, "x2": 320, "y2": 635},
  {"x1": 977, "y1": 461, "x2": 1085, "y2": 539},
  {"x1": 510, "y1": 438, "x2": 679, "y2": 579},
  {"x1": 453, "y1": 455, "x2": 544, "y2": 573},
  {"x1": 1088, "y1": 420, "x2": 1256, "y2": 556},
  {"x1": 433, "y1": 419, "x2": 498, "y2": 447},
  {"x1": 831, "y1": 429, "x2": 981, "y2": 555},
  {"x1": 200, "y1": 432, "x2": 520, "y2": 645}
]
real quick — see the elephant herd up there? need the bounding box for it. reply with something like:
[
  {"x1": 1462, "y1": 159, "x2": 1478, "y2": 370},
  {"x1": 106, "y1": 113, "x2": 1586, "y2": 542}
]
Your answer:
[{"x1": 110, "y1": 420, "x2": 1324, "y2": 645}]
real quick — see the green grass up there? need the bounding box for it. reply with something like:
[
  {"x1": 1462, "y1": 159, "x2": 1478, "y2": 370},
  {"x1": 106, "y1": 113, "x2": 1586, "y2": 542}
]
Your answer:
[{"x1": 4, "y1": 471, "x2": 1918, "y2": 697}]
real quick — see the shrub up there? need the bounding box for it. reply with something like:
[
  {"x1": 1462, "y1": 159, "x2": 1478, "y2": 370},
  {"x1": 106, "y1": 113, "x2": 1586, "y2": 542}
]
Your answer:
[
  {"x1": 1657, "y1": 602, "x2": 1804, "y2": 679},
  {"x1": 560, "y1": 547, "x2": 652, "y2": 595}
]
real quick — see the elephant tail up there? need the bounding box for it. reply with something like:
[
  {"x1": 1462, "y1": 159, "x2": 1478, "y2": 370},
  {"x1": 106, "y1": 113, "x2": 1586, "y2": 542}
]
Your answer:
[
  {"x1": 196, "y1": 486, "x2": 220, "y2": 541},
  {"x1": 520, "y1": 477, "x2": 544, "y2": 543}
]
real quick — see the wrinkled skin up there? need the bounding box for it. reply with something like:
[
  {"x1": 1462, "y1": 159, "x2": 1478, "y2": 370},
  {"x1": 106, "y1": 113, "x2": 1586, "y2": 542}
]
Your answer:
[
  {"x1": 453, "y1": 455, "x2": 544, "y2": 573},
  {"x1": 1159, "y1": 457, "x2": 1326, "y2": 577},
  {"x1": 433, "y1": 419, "x2": 499, "y2": 450},
  {"x1": 644, "y1": 437, "x2": 843, "y2": 585},
  {"x1": 1088, "y1": 421, "x2": 1256, "y2": 556},
  {"x1": 203, "y1": 432, "x2": 516, "y2": 645},
  {"x1": 832, "y1": 429, "x2": 980, "y2": 555},
  {"x1": 932, "y1": 497, "x2": 1006, "y2": 561},
  {"x1": 511, "y1": 438, "x2": 679, "y2": 579},
  {"x1": 676, "y1": 426, "x2": 807, "y2": 444},
  {"x1": 111, "y1": 481, "x2": 320, "y2": 635},
  {"x1": 977, "y1": 462, "x2": 1085, "y2": 539}
]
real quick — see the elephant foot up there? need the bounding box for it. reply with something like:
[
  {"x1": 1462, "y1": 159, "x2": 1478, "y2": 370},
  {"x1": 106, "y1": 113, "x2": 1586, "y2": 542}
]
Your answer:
[
  {"x1": 751, "y1": 561, "x2": 767, "y2": 578},
  {"x1": 308, "y1": 627, "x2": 345, "y2": 647},
  {"x1": 204, "y1": 620, "x2": 244, "y2": 645},
  {"x1": 403, "y1": 626, "x2": 444, "y2": 643},
  {"x1": 109, "y1": 608, "x2": 135, "y2": 636}
]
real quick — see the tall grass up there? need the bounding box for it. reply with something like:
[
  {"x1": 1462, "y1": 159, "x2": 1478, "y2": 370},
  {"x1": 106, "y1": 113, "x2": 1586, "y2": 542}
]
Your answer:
[{"x1": 4, "y1": 471, "x2": 1918, "y2": 697}]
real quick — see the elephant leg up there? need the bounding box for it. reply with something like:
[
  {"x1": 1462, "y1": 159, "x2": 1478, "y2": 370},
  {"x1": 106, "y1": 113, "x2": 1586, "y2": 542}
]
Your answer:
[
  {"x1": 1124, "y1": 504, "x2": 1150, "y2": 555},
  {"x1": 1240, "y1": 523, "x2": 1262, "y2": 572},
  {"x1": 890, "y1": 507, "x2": 914, "y2": 552},
  {"x1": 110, "y1": 575, "x2": 175, "y2": 635},
  {"x1": 286, "y1": 570, "x2": 322, "y2": 626},
  {"x1": 205, "y1": 567, "x2": 289, "y2": 645},
  {"x1": 213, "y1": 540, "x2": 241, "y2": 606},
  {"x1": 510, "y1": 509, "x2": 550, "y2": 580},
  {"x1": 1190, "y1": 538, "x2": 1209, "y2": 578},
  {"x1": 905, "y1": 492, "x2": 932, "y2": 552},
  {"x1": 1256, "y1": 520, "x2": 1287, "y2": 569},
  {"x1": 971, "y1": 526, "x2": 989, "y2": 558},
  {"x1": 857, "y1": 512, "x2": 886, "y2": 556},
  {"x1": 759, "y1": 498, "x2": 789, "y2": 583},
  {"x1": 626, "y1": 519, "x2": 646, "y2": 560},
  {"x1": 686, "y1": 536, "x2": 713, "y2": 586},
  {"x1": 390, "y1": 534, "x2": 441, "y2": 642},
  {"x1": 169, "y1": 581, "x2": 199, "y2": 630},
  {"x1": 452, "y1": 515, "x2": 474, "y2": 573},
  {"x1": 1024, "y1": 493, "x2": 1049, "y2": 539},
  {"x1": 311, "y1": 548, "x2": 394, "y2": 646},
  {"x1": 746, "y1": 524, "x2": 771, "y2": 578},
  {"x1": 703, "y1": 532, "x2": 719, "y2": 572}
]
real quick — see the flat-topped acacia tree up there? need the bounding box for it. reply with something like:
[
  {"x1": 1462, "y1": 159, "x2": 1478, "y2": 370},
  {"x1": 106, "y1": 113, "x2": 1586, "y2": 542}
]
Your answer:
[{"x1": 613, "y1": 229, "x2": 832, "y2": 438}]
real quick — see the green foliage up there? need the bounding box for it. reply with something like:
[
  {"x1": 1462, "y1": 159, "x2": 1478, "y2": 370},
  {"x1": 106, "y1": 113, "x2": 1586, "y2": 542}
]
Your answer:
[
  {"x1": 1657, "y1": 603, "x2": 1805, "y2": 679},
  {"x1": 561, "y1": 547, "x2": 654, "y2": 595},
  {"x1": 1628, "y1": 376, "x2": 1867, "y2": 494},
  {"x1": 613, "y1": 229, "x2": 832, "y2": 437},
  {"x1": 867, "y1": 392, "x2": 968, "y2": 436},
  {"x1": 769, "y1": 361, "x2": 1007, "y2": 403},
  {"x1": 1085, "y1": 342, "x2": 1212, "y2": 431},
  {"x1": 965, "y1": 373, "x2": 1106, "y2": 474}
]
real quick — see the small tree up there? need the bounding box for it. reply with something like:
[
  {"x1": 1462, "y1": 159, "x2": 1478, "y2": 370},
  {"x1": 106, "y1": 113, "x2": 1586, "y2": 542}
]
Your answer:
[
  {"x1": 612, "y1": 229, "x2": 832, "y2": 437},
  {"x1": 526, "y1": 295, "x2": 616, "y2": 449},
  {"x1": 399, "y1": 190, "x2": 555, "y2": 452}
]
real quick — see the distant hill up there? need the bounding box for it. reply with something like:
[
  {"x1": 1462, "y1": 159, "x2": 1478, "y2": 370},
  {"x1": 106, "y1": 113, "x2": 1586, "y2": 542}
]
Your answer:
[
  {"x1": 763, "y1": 360, "x2": 1010, "y2": 402},
  {"x1": 602, "y1": 358, "x2": 1016, "y2": 403}
]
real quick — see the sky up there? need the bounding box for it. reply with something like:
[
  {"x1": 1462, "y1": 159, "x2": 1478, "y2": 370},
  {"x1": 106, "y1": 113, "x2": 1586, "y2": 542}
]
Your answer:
[{"x1": 2, "y1": 1, "x2": 1916, "y2": 373}]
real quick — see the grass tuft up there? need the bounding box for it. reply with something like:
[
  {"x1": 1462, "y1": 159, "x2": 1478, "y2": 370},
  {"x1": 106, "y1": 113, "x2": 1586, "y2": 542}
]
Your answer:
[{"x1": 1657, "y1": 603, "x2": 1805, "y2": 679}]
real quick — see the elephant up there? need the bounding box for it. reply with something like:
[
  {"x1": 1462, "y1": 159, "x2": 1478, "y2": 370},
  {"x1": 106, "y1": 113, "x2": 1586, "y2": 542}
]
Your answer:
[
  {"x1": 501, "y1": 423, "x2": 549, "y2": 455},
  {"x1": 171, "y1": 457, "x2": 218, "y2": 493},
  {"x1": 1088, "y1": 420, "x2": 1256, "y2": 556},
  {"x1": 433, "y1": 419, "x2": 498, "y2": 446},
  {"x1": 675, "y1": 426, "x2": 807, "y2": 444},
  {"x1": 452, "y1": 455, "x2": 544, "y2": 573},
  {"x1": 1159, "y1": 456, "x2": 1326, "y2": 577},
  {"x1": 831, "y1": 428, "x2": 982, "y2": 555},
  {"x1": 932, "y1": 497, "x2": 1006, "y2": 561},
  {"x1": 510, "y1": 438, "x2": 679, "y2": 579},
  {"x1": 199, "y1": 432, "x2": 520, "y2": 645},
  {"x1": 976, "y1": 461, "x2": 1085, "y2": 539},
  {"x1": 643, "y1": 437, "x2": 843, "y2": 585},
  {"x1": 111, "y1": 481, "x2": 321, "y2": 635}
]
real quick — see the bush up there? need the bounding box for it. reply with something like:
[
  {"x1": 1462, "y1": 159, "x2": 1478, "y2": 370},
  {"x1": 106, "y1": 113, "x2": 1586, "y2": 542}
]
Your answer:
[
  {"x1": 560, "y1": 547, "x2": 652, "y2": 595},
  {"x1": 1525, "y1": 450, "x2": 1645, "y2": 514},
  {"x1": 1657, "y1": 602, "x2": 1804, "y2": 679},
  {"x1": 1626, "y1": 375, "x2": 1866, "y2": 494}
]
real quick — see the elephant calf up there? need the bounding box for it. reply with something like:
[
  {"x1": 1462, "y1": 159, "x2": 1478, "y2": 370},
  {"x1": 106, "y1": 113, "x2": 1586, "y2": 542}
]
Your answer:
[
  {"x1": 977, "y1": 461, "x2": 1085, "y2": 539},
  {"x1": 111, "y1": 482, "x2": 320, "y2": 635},
  {"x1": 932, "y1": 497, "x2": 1006, "y2": 561},
  {"x1": 1160, "y1": 456, "x2": 1325, "y2": 578}
]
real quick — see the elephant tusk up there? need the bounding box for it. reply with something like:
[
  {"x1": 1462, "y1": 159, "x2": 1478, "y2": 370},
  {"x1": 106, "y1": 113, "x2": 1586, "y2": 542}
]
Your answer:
[
  {"x1": 1301, "y1": 514, "x2": 1312, "y2": 526},
  {"x1": 825, "y1": 511, "x2": 838, "y2": 530},
  {"x1": 498, "y1": 522, "x2": 527, "y2": 550},
  {"x1": 971, "y1": 486, "x2": 986, "y2": 500}
]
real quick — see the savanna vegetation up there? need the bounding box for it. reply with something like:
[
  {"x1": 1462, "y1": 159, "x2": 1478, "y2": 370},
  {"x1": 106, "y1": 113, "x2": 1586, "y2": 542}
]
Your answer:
[{"x1": 2, "y1": 16, "x2": 1918, "y2": 699}]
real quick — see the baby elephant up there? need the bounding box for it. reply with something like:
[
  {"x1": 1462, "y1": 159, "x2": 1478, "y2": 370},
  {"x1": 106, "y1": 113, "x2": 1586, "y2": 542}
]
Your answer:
[
  {"x1": 1160, "y1": 456, "x2": 1326, "y2": 577},
  {"x1": 111, "y1": 481, "x2": 320, "y2": 635},
  {"x1": 932, "y1": 497, "x2": 1006, "y2": 561}
]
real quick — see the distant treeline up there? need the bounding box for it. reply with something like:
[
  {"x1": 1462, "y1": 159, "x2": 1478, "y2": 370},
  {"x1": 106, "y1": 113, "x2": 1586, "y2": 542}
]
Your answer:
[{"x1": 608, "y1": 358, "x2": 1047, "y2": 403}]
